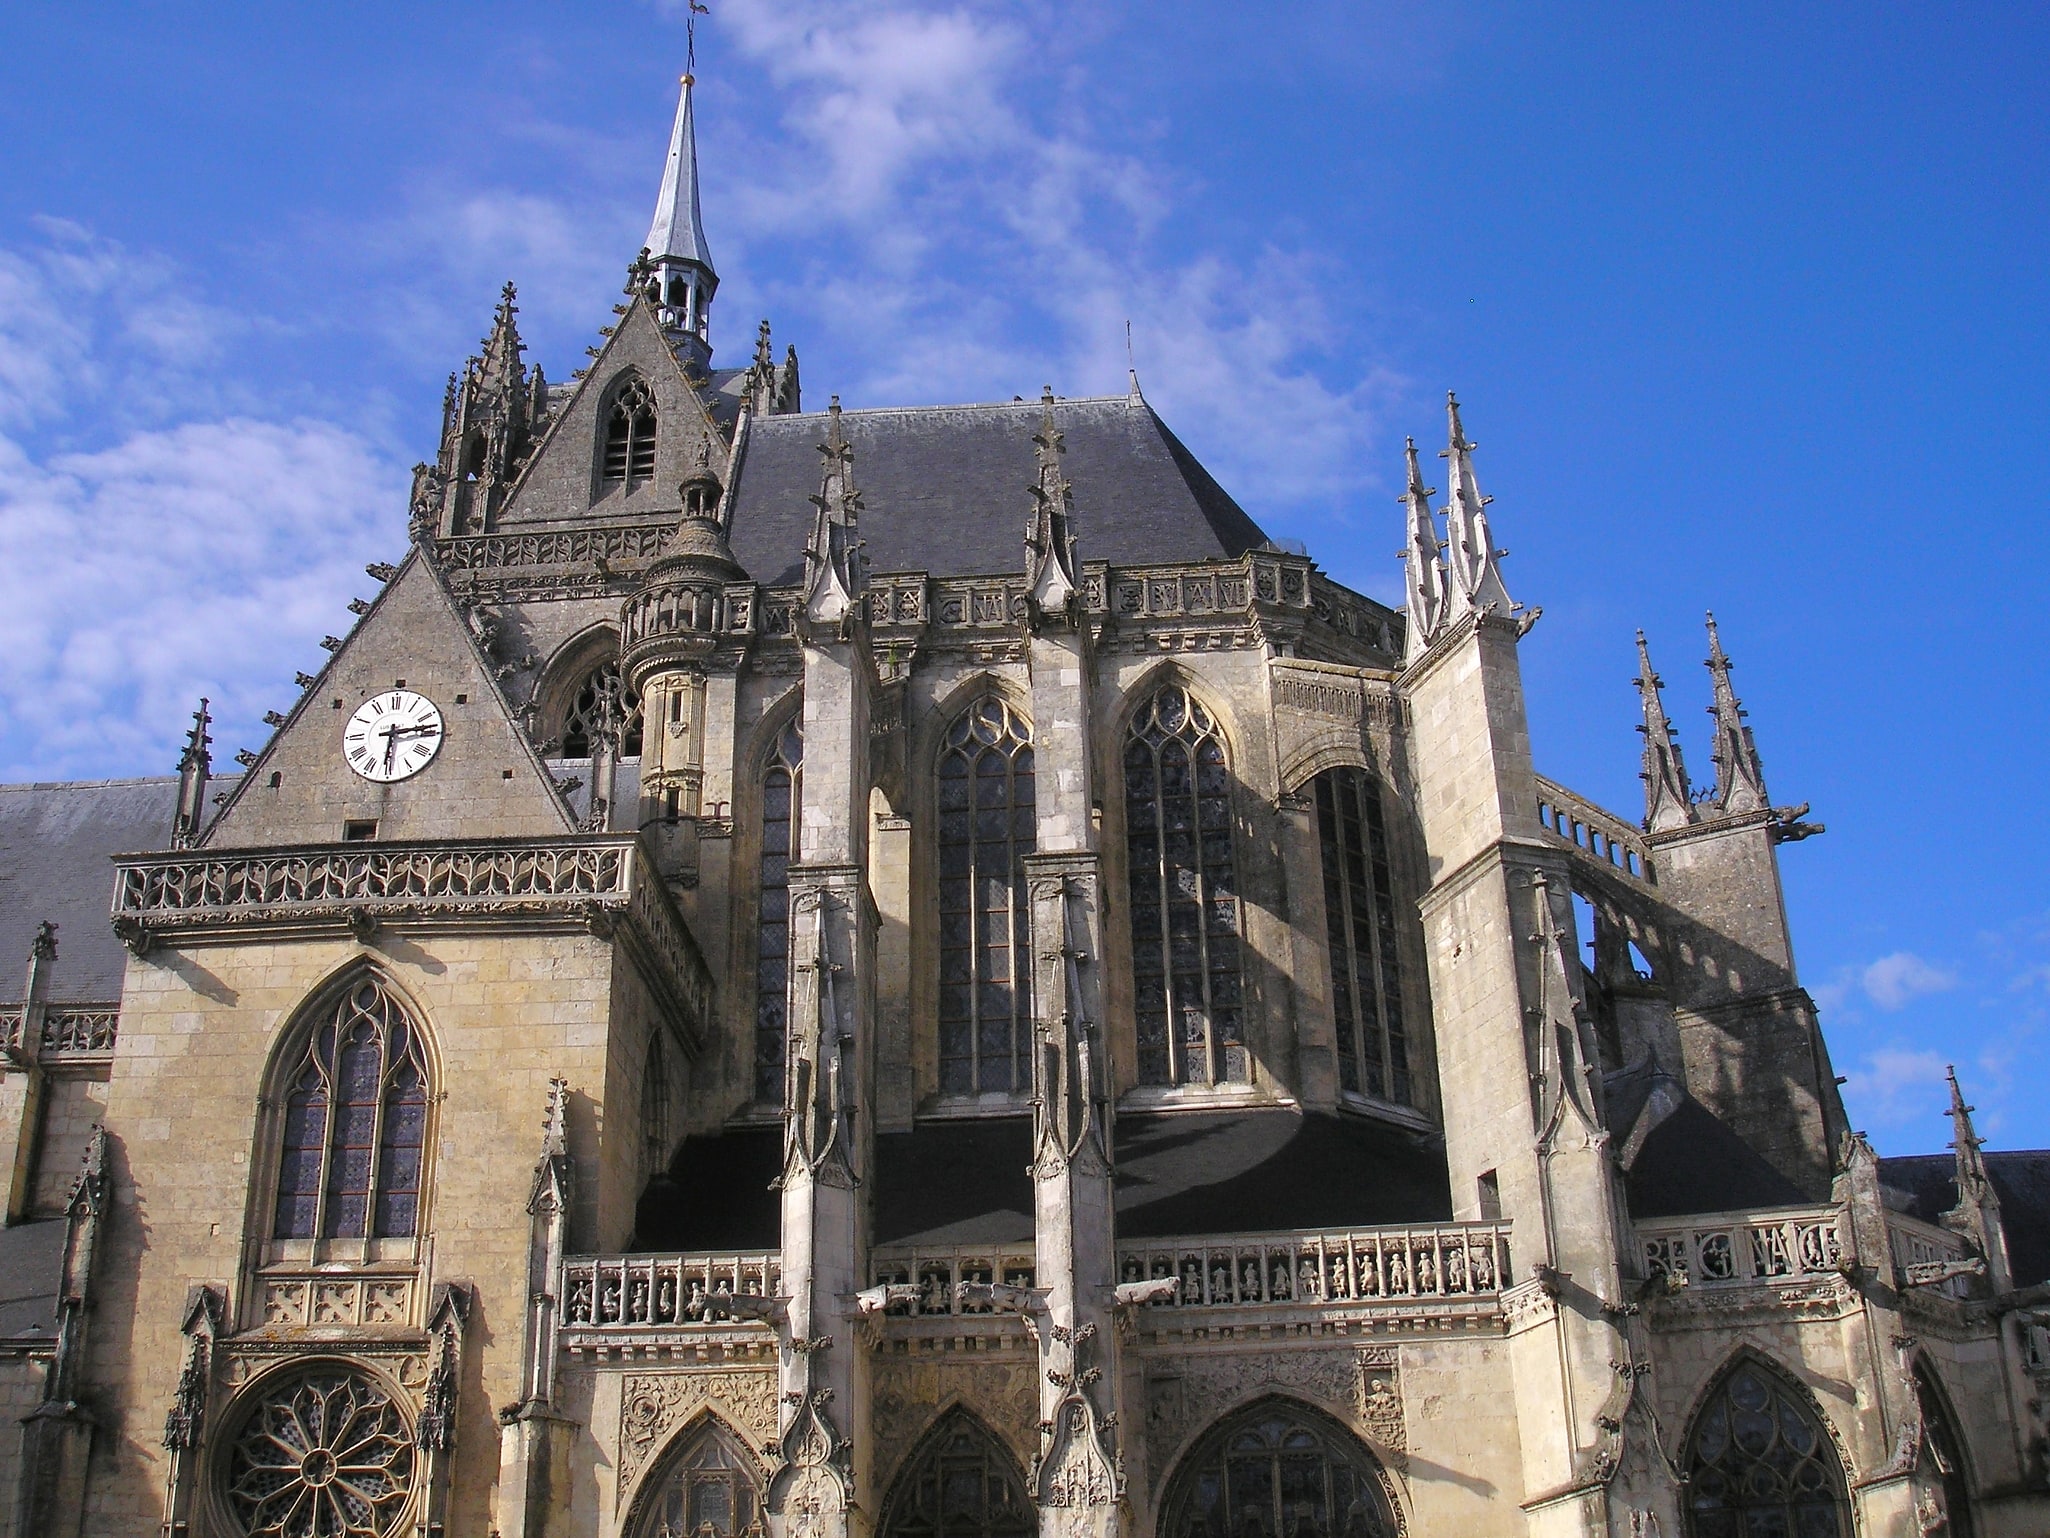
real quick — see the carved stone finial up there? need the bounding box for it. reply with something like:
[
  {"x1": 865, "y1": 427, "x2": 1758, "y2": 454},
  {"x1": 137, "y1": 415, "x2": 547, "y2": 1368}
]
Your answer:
[
  {"x1": 172, "y1": 699, "x2": 213, "y2": 849},
  {"x1": 1439, "y1": 391, "x2": 1516, "y2": 623},
  {"x1": 1702, "y1": 611, "x2": 1769, "y2": 815},
  {"x1": 1399, "y1": 436, "x2": 1448, "y2": 661},
  {"x1": 1634, "y1": 631, "x2": 1696, "y2": 832},
  {"x1": 1023, "y1": 388, "x2": 1081, "y2": 621},
  {"x1": 30, "y1": 920, "x2": 57, "y2": 962}
]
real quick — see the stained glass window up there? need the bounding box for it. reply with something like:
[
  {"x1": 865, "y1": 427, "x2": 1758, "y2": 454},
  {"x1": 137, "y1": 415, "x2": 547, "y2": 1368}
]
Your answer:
[
  {"x1": 562, "y1": 659, "x2": 643, "y2": 757},
  {"x1": 604, "y1": 375, "x2": 658, "y2": 487},
  {"x1": 1125, "y1": 685, "x2": 1245, "y2": 1087},
  {"x1": 1160, "y1": 1398, "x2": 1397, "y2": 1538},
  {"x1": 756, "y1": 718, "x2": 804, "y2": 1103},
  {"x1": 1313, "y1": 768, "x2": 1412, "y2": 1107},
  {"x1": 878, "y1": 1409, "x2": 1033, "y2": 1538},
  {"x1": 937, "y1": 696, "x2": 1036, "y2": 1097},
  {"x1": 270, "y1": 978, "x2": 431, "y2": 1242},
  {"x1": 1684, "y1": 1361, "x2": 1848, "y2": 1538},
  {"x1": 634, "y1": 1419, "x2": 766, "y2": 1538},
  {"x1": 223, "y1": 1367, "x2": 415, "y2": 1537}
]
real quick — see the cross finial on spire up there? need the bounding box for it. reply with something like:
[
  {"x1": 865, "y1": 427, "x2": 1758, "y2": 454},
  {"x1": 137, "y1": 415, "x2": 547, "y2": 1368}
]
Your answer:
[
  {"x1": 1703, "y1": 611, "x2": 1769, "y2": 814},
  {"x1": 1399, "y1": 436, "x2": 1448, "y2": 661},
  {"x1": 1634, "y1": 631, "x2": 1697, "y2": 831}
]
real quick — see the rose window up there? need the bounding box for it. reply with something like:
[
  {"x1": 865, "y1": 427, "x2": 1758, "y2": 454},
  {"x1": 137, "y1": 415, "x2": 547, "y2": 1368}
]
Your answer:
[{"x1": 223, "y1": 1368, "x2": 415, "y2": 1537}]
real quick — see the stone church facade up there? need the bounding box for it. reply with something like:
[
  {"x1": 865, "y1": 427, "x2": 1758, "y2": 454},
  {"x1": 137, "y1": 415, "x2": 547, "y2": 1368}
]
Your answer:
[{"x1": 0, "y1": 73, "x2": 2044, "y2": 1538}]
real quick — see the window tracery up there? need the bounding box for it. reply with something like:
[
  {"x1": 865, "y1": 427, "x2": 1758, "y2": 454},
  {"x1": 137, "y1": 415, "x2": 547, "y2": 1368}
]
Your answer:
[
  {"x1": 633, "y1": 1417, "x2": 766, "y2": 1538},
  {"x1": 937, "y1": 695, "x2": 1035, "y2": 1097},
  {"x1": 222, "y1": 1366, "x2": 415, "y2": 1538},
  {"x1": 561, "y1": 659, "x2": 644, "y2": 757},
  {"x1": 756, "y1": 717, "x2": 804, "y2": 1103},
  {"x1": 1914, "y1": 1364, "x2": 1975, "y2": 1538},
  {"x1": 1312, "y1": 768, "x2": 1413, "y2": 1107},
  {"x1": 1159, "y1": 1398, "x2": 1398, "y2": 1538},
  {"x1": 1124, "y1": 685, "x2": 1245, "y2": 1087},
  {"x1": 1683, "y1": 1360, "x2": 1848, "y2": 1538},
  {"x1": 603, "y1": 375, "x2": 658, "y2": 488},
  {"x1": 271, "y1": 978, "x2": 430, "y2": 1243},
  {"x1": 643, "y1": 1033, "x2": 671, "y2": 1177},
  {"x1": 877, "y1": 1409, "x2": 1033, "y2": 1538}
]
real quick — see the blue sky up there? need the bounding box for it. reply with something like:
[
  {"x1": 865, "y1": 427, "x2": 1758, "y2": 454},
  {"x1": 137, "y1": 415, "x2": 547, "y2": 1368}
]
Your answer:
[{"x1": 1, "y1": 3, "x2": 2045, "y2": 1158}]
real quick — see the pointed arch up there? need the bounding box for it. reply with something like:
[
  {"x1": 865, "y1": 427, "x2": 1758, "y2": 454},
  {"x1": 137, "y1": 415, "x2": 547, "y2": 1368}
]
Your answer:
[
  {"x1": 1157, "y1": 1395, "x2": 1401, "y2": 1538},
  {"x1": 1679, "y1": 1351, "x2": 1851, "y2": 1538},
  {"x1": 253, "y1": 967, "x2": 440, "y2": 1265},
  {"x1": 1119, "y1": 677, "x2": 1247, "y2": 1088},
  {"x1": 1308, "y1": 765, "x2": 1414, "y2": 1108},
  {"x1": 535, "y1": 625, "x2": 643, "y2": 758},
  {"x1": 877, "y1": 1406, "x2": 1033, "y2": 1538},
  {"x1": 1912, "y1": 1357, "x2": 1976, "y2": 1538},
  {"x1": 600, "y1": 369, "x2": 659, "y2": 491},
  {"x1": 748, "y1": 699, "x2": 806, "y2": 1104},
  {"x1": 624, "y1": 1411, "x2": 768, "y2": 1538}
]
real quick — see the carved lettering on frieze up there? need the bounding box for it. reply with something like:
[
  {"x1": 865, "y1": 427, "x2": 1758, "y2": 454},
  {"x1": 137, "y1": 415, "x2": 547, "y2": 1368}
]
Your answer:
[
  {"x1": 1144, "y1": 1348, "x2": 1403, "y2": 1477},
  {"x1": 618, "y1": 1370, "x2": 779, "y2": 1493}
]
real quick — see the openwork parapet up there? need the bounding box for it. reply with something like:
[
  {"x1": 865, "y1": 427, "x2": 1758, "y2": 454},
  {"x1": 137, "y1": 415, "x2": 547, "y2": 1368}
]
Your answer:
[
  {"x1": 1536, "y1": 775, "x2": 1656, "y2": 885},
  {"x1": 1117, "y1": 1223, "x2": 1512, "y2": 1308},
  {"x1": 868, "y1": 1243, "x2": 1037, "y2": 1315},
  {"x1": 562, "y1": 1252, "x2": 782, "y2": 1330},
  {"x1": 1638, "y1": 1206, "x2": 1843, "y2": 1289},
  {"x1": 1, "y1": 1003, "x2": 118, "y2": 1058}
]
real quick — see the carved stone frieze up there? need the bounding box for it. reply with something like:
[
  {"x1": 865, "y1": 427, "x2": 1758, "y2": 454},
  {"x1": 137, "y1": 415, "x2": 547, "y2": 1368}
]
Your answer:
[
  {"x1": 1143, "y1": 1346, "x2": 1403, "y2": 1479},
  {"x1": 617, "y1": 1368, "x2": 779, "y2": 1493},
  {"x1": 871, "y1": 1356, "x2": 1039, "y2": 1489}
]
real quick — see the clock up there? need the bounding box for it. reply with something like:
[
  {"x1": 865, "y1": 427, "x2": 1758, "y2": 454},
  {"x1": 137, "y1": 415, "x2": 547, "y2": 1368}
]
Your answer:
[{"x1": 343, "y1": 690, "x2": 445, "y2": 783}]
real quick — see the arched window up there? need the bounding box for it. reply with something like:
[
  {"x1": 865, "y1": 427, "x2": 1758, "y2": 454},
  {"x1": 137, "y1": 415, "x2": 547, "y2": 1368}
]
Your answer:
[
  {"x1": 643, "y1": 1032, "x2": 671, "y2": 1177},
  {"x1": 878, "y1": 1408, "x2": 1033, "y2": 1538},
  {"x1": 937, "y1": 696, "x2": 1036, "y2": 1098},
  {"x1": 1124, "y1": 684, "x2": 1245, "y2": 1088},
  {"x1": 224, "y1": 1366, "x2": 415, "y2": 1537},
  {"x1": 1312, "y1": 768, "x2": 1412, "y2": 1107},
  {"x1": 1159, "y1": 1397, "x2": 1399, "y2": 1538},
  {"x1": 603, "y1": 375, "x2": 658, "y2": 488},
  {"x1": 632, "y1": 1417, "x2": 766, "y2": 1538},
  {"x1": 1683, "y1": 1359, "x2": 1849, "y2": 1538},
  {"x1": 561, "y1": 659, "x2": 644, "y2": 757},
  {"x1": 756, "y1": 717, "x2": 804, "y2": 1103},
  {"x1": 271, "y1": 977, "x2": 431, "y2": 1242},
  {"x1": 1914, "y1": 1364, "x2": 1975, "y2": 1538}
]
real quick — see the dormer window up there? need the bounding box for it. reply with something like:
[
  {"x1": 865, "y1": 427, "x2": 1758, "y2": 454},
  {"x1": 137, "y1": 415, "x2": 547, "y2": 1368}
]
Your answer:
[{"x1": 602, "y1": 376, "x2": 658, "y2": 488}]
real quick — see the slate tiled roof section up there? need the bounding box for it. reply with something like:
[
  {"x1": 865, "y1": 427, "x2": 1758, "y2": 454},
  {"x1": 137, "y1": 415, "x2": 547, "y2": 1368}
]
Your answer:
[
  {"x1": 1880, "y1": 1150, "x2": 2050, "y2": 1288},
  {"x1": 0, "y1": 1218, "x2": 64, "y2": 1342},
  {"x1": 724, "y1": 396, "x2": 1271, "y2": 587},
  {"x1": 0, "y1": 776, "x2": 188, "y2": 1000},
  {"x1": 1623, "y1": 1097, "x2": 1807, "y2": 1220}
]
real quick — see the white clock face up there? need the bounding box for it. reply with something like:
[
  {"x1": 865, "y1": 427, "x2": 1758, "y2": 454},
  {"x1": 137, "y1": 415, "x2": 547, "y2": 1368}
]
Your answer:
[{"x1": 344, "y1": 690, "x2": 445, "y2": 783}]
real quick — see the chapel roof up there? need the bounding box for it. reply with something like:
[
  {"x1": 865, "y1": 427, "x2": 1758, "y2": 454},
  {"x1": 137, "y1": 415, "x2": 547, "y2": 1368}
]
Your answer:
[
  {"x1": 1880, "y1": 1150, "x2": 2050, "y2": 1288},
  {"x1": 721, "y1": 394, "x2": 1272, "y2": 586}
]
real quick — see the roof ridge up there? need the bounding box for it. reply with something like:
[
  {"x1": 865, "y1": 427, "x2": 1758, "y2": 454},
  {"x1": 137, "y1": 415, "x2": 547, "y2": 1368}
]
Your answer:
[
  {"x1": 756, "y1": 394, "x2": 1140, "y2": 423},
  {"x1": 0, "y1": 774, "x2": 185, "y2": 792}
]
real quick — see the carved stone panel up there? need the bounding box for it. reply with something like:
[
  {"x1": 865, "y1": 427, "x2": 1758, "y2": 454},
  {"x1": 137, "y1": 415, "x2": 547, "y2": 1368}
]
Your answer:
[
  {"x1": 872, "y1": 1356, "x2": 1039, "y2": 1491},
  {"x1": 1143, "y1": 1346, "x2": 1404, "y2": 1482},
  {"x1": 617, "y1": 1369, "x2": 780, "y2": 1496}
]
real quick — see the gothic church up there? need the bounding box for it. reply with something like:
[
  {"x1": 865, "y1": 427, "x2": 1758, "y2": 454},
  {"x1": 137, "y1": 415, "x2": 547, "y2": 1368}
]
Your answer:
[{"x1": 0, "y1": 70, "x2": 2044, "y2": 1538}]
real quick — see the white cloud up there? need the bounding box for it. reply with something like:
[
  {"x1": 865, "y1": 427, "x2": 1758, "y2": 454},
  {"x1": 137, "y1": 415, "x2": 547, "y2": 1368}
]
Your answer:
[
  {"x1": 1841, "y1": 1046, "x2": 1950, "y2": 1129},
  {"x1": 0, "y1": 226, "x2": 405, "y2": 781},
  {"x1": 1859, "y1": 952, "x2": 1958, "y2": 1011}
]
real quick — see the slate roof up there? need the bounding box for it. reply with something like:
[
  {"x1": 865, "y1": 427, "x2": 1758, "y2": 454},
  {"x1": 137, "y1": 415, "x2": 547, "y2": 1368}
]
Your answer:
[
  {"x1": 1623, "y1": 1096, "x2": 1807, "y2": 1219},
  {"x1": 0, "y1": 776, "x2": 210, "y2": 1000},
  {"x1": 636, "y1": 1109, "x2": 1451, "y2": 1253},
  {"x1": 1880, "y1": 1151, "x2": 2050, "y2": 1288},
  {"x1": 724, "y1": 396, "x2": 1271, "y2": 586},
  {"x1": 0, "y1": 1218, "x2": 64, "y2": 1341}
]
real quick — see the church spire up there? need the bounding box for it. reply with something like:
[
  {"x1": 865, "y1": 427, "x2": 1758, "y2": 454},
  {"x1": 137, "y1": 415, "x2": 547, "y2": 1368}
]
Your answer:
[
  {"x1": 1399, "y1": 436, "x2": 1448, "y2": 662},
  {"x1": 1440, "y1": 393, "x2": 1515, "y2": 620},
  {"x1": 1635, "y1": 632, "x2": 1696, "y2": 832},
  {"x1": 643, "y1": 71, "x2": 719, "y2": 364},
  {"x1": 1704, "y1": 612, "x2": 1768, "y2": 815}
]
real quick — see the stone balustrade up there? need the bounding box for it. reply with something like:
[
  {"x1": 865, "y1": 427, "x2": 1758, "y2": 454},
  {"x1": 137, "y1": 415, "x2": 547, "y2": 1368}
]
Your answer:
[
  {"x1": 1116, "y1": 1222, "x2": 1513, "y2": 1308},
  {"x1": 562, "y1": 1252, "x2": 783, "y2": 1331},
  {"x1": 1536, "y1": 775, "x2": 1656, "y2": 885},
  {"x1": 1638, "y1": 1206, "x2": 1844, "y2": 1289},
  {"x1": 868, "y1": 1243, "x2": 1038, "y2": 1315},
  {"x1": 1, "y1": 1003, "x2": 120, "y2": 1060},
  {"x1": 1886, "y1": 1212, "x2": 1979, "y2": 1300}
]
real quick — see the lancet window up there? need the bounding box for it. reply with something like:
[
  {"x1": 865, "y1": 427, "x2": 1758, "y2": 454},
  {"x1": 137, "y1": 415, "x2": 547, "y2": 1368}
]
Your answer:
[
  {"x1": 1159, "y1": 1398, "x2": 1398, "y2": 1538},
  {"x1": 1683, "y1": 1360, "x2": 1849, "y2": 1538},
  {"x1": 1125, "y1": 685, "x2": 1246, "y2": 1088},
  {"x1": 755, "y1": 717, "x2": 804, "y2": 1103},
  {"x1": 270, "y1": 977, "x2": 431, "y2": 1243},
  {"x1": 632, "y1": 1418, "x2": 766, "y2": 1538},
  {"x1": 1313, "y1": 767, "x2": 1413, "y2": 1107},
  {"x1": 561, "y1": 659, "x2": 643, "y2": 757},
  {"x1": 643, "y1": 1032, "x2": 671, "y2": 1177},
  {"x1": 877, "y1": 1409, "x2": 1033, "y2": 1538},
  {"x1": 603, "y1": 374, "x2": 658, "y2": 488},
  {"x1": 937, "y1": 695, "x2": 1036, "y2": 1097}
]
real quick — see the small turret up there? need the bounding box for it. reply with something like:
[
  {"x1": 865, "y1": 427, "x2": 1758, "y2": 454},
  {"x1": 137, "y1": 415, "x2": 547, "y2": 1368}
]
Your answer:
[
  {"x1": 1703, "y1": 612, "x2": 1769, "y2": 815},
  {"x1": 1439, "y1": 393, "x2": 1515, "y2": 621},
  {"x1": 1023, "y1": 386, "x2": 1081, "y2": 621},
  {"x1": 1634, "y1": 633, "x2": 1696, "y2": 832},
  {"x1": 171, "y1": 699, "x2": 212, "y2": 849},
  {"x1": 1399, "y1": 436, "x2": 1448, "y2": 661},
  {"x1": 424, "y1": 283, "x2": 548, "y2": 537}
]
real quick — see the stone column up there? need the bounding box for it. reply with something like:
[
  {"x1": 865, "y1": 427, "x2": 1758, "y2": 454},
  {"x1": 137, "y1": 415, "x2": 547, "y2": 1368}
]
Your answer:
[
  {"x1": 1402, "y1": 611, "x2": 1633, "y2": 1538},
  {"x1": 769, "y1": 610, "x2": 877, "y2": 1538},
  {"x1": 495, "y1": 1080, "x2": 577, "y2": 1538}
]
